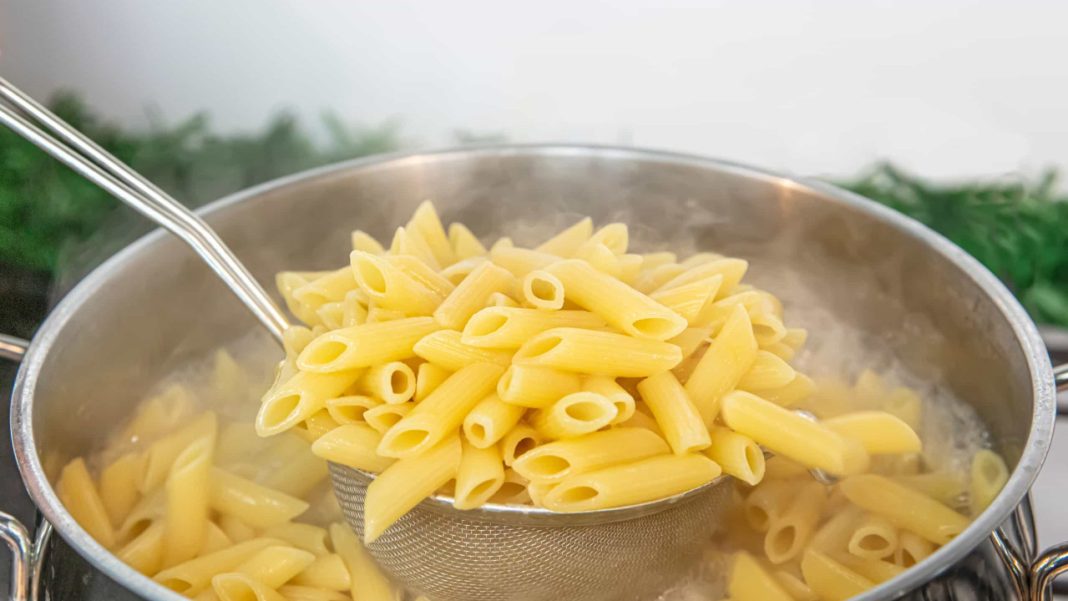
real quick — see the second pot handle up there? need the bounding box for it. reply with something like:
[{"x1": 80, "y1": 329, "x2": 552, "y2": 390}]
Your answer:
[{"x1": 1029, "y1": 362, "x2": 1068, "y2": 600}]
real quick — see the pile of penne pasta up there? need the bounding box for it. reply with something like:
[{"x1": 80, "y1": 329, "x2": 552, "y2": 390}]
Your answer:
[{"x1": 56, "y1": 202, "x2": 1011, "y2": 601}]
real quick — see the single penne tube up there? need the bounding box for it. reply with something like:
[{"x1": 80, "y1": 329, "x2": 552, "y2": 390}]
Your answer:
[
  {"x1": 683, "y1": 305, "x2": 758, "y2": 425},
  {"x1": 617, "y1": 254, "x2": 644, "y2": 284},
  {"x1": 633, "y1": 263, "x2": 687, "y2": 294},
  {"x1": 514, "y1": 327, "x2": 682, "y2": 377},
  {"x1": 764, "y1": 481, "x2": 826, "y2": 564},
  {"x1": 297, "y1": 317, "x2": 440, "y2": 372},
  {"x1": 211, "y1": 573, "x2": 288, "y2": 601},
  {"x1": 522, "y1": 270, "x2": 566, "y2": 310},
  {"x1": 742, "y1": 479, "x2": 795, "y2": 532},
  {"x1": 365, "y1": 306, "x2": 408, "y2": 323},
  {"x1": 530, "y1": 392, "x2": 618, "y2": 439},
  {"x1": 655, "y1": 258, "x2": 748, "y2": 298},
  {"x1": 536, "y1": 217, "x2": 593, "y2": 256},
  {"x1": 257, "y1": 370, "x2": 362, "y2": 436},
  {"x1": 325, "y1": 395, "x2": 381, "y2": 425},
  {"x1": 351, "y1": 250, "x2": 442, "y2": 313},
  {"x1": 639, "y1": 252, "x2": 677, "y2": 271},
  {"x1": 822, "y1": 411, "x2": 922, "y2": 455},
  {"x1": 330, "y1": 522, "x2": 396, "y2": 600},
  {"x1": 232, "y1": 545, "x2": 316, "y2": 589},
  {"x1": 846, "y1": 514, "x2": 899, "y2": 560},
  {"x1": 434, "y1": 261, "x2": 517, "y2": 330},
  {"x1": 449, "y1": 222, "x2": 487, "y2": 260},
  {"x1": 574, "y1": 241, "x2": 623, "y2": 278},
  {"x1": 497, "y1": 364, "x2": 583, "y2": 409},
  {"x1": 542, "y1": 453, "x2": 721, "y2": 512},
  {"x1": 140, "y1": 411, "x2": 218, "y2": 493},
  {"x1": 218, "y1": 515, "x2": 258, "y2": 544},
  {"x1": 736, "y1": 350, "x2": 797, "y2": 391},
  {"x1": 299, "y1": 411, "x2": 341, "y2": 442},
  {"x1": 454, "y1": 440, "x2": 506, "y2": 510},
  {"x1": 116, "y1": 490, "x2": 164, "y2": 544},
  {"x1": 485, "y1": 291, "x2": 519, "y2": 308},
  {"x1": 210, "y1": 468, "x2": 309, "y2": 529},
  {"x1": 415, "y1": 362, "x2": 452, "y2": 401},
  {"x1": 650, "y1": 276, "x2": 723, "y2": 325},
  {"x1": 894, "y1": 530, "x2": 935, "y2": 567},
  {"x1": 894, "y1": 472, "x2": 968, "y2": 507},
  {"x1": 720, "y1": 390, "x2": 870, "y2": 476},
  {"x1": 351, "y1": 230, "x2": 384, "y2": 254},
  {"x1": 311, "y1": 424, "x2": 395, "y2": 473},
  {"x1": 727, "y1": 552, "x2": 795, "y2": 601},
  {"x1": 378, "y1": 363, "x2": 504, "y2": 458},
  {"x1": 413, "y1": 330, "x2": 513, "y2": 372},
  {"x1": 386, "y1": 255, "x2": 456, "y2": 299},
  {"x1": 116, "y1": 520, "x2": 165, "y2": 575},
  {"x1": 279, "y1": 585, "x2": 351, "y2": 601},
  {"x1": 354, "y1": 362, "x2": 416, "y2": 405},
  {"x1": 512, "y1": 428, "x2": 669, "y2": 483},
  {"x1": 618, "y1": 408, "x2": 665, "y2": 438},
  {"x1": 316, "y1": 301, "x2": 346, "y2": 329},
  {"x1": 970, "y1": 448, "x2": 1009, "y2": 516},
  {"x1": 758, "y1": 373, "x2": 816, "y2": 408},
  {"x1": 832, "y1": 554, "x2": 905, "y2": 584},
  {"x1": 162, "y1": 437, "x2": 214, "y2": 567},
  {"x1": 490, "y1": 245, "x2": 558, "y2": 277},
  {"x1": 751, "y1": 310, "x2": 787, "y2": 346},
  {"x1": 406, "y1": 200, "x2": 456, "y2": 267},
  {"x1": 462, "y1": 307, "x2": 606, "y2": 349},
  {"x1": 704, "y1": 426, "x2": 765, "y2": 485},
  {"x1": 546, "y1": 260, "x2": 687, "y2": 340},
  {"x1": 501, "y1": 424, "x2": 544, "y2": 466},
  {"x1": 57, "y1": 458, "x2": 117, "y2": 549},
  {"x1": 588, "y1": 222, "x2": 628, "y2": 254},
  {"x1": 698, "y1": 289, "x2": 778, "y2": 333},
  {"x1": 441, "y1": 256, "x2": 488, "y2": 285},
  {"x1": 154, "y1": 538, "x2": 282, "y2": 596},
  {"x1": 261, "y1": 523, "x2": 331, "y2": 557},
  {"x1": 364, "y1": 435, "x2": 462, "y2": 542},
  {"x1": 261, "y1": 440, "x2": 329, "y2": 500},
  {"x1": 277, "y1": 272, "x2": 327, "y2": 325},
  {"x1": 99, "y1": 452, "x2": 144, "y2": 528},
  {"x1": 583, "y1": 375, "x2": 635, "y2": 424},
  {"x1": 637, "y1": 371, "x2": 711, "y2": 454},
  {"x1": 292, "y1": 268, "x2": 359, "y2": 314},
  {"x1": 390, "y1": 225, "x2": 441, "y2": 269},
  {"x1": 801, "y1": 548, "x2": 874, "y2": 601},
  {"x1": 490, "y1": 468, "x2": 533, "y2": 504},
  {"x1": 291, "y1": 553, "x2": 351, "y2": 590},
  {"x1": 839, "y1": 474, "x2": 970, "y2": 545},
  {"x1": 809, "y1": 505, "x2": 864, "y2": 553},
  {"x1": 108, "y1": 384, "x2": 197, "y2": 453},
  {"x1": 363, "y1": 402, "x2": 414, "y2": 434},
  {"x1": 774, "y1": 570, "x2": 818, "y2": 601},
  {"x1": 463, "y1": 393, "x2": 526, "y2": 448},
  {"x1": 679, "y1": 252, "x2": 723, "y2": 268}
]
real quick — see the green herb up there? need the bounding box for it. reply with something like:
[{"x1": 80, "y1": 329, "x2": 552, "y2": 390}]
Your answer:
[{"x1": 837, "y1": 164, "x2": 1068, "y2": 327}]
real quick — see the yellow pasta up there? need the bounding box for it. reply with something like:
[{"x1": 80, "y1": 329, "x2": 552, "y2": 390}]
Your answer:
[
  {"x1": 140, "y1": 411, "x2": 218, "y2": 493},
  {"x1": 449, "y1": 222, "x2": 487, "y2": 260},
  {"x1": 386, "y1": 255, "x2": 455, "y2": 300},
  {"x1": 970, "y1": 448, "x2": 1009, "y2": 515},
  {"x1": 490, "y1": 245, "x2": 557, "y2": 277},
  {"x1": 441, "y1": 256, "x2": 488, "y2": 285},
  {"x1": 497, "y1": 364, "x2": 583, "y2": 409},
  {"x1": 413, "y1": 329, "x2": 512, "y2": 372},
  {"x1": 574, "y1": 241, "x2": 623, "y2": 278},
  {"x1": 364, "y1": 435, "x2": 462, "y2": 542},
  {"x1": 839, "y1": 474, "x2": 970, "y2": 545},
  {"x1": 57, "y1": 458, "x2": 117, "y2": 549},
  {"x1": 211, "y1": 573, "x2": 288, "y2": 601},
  {"x1": 462, "y1": 307, "x2": 605, "y2": 349},
  {"x1": 720, "y1": 391, "x2": 870, "y2": 476},
  {"x1": 833, "y1": 554, "x2": 905, "y2": 584},
  {"x1": 390, "y1": 225, "x2": 441, "y2": 270},
  {"x1": 209, "y1": 468, "x2": 309, "y2": 529},
  {"x1": 354, "y1": 362, "x2": 415, "y2": 405},
  {"x1": 406, "y1": 200, "x2": 456, "y2": 267},
  {"x1": 847, "y1": 514, "x2": 898, "y2": 560},
  {"x1": 415, "y1": 362, "x2": 451, "y2": 401},
  {"x1": 463, "y1": 393, "x2": 526, "y2": 448},
  {"x1": 822, "y1": 411, "x2": 922, "y2": 455},
  {"x1": 521, "y1": 270, "x2": 566, "y2": 310},
  {"x1": 728, "y1": 552, "x2": 794, "y2": 601},
  {"x1": 257, "y1": 370, "x2": 361, "y2": 436},
  {"x1": 491, "y1": 469, "x2": 533, "y2": 504},
  {"x1": 758, "y1": 373, "x2": 816, "y2": 408},
  {"x1": 297, "y1": 317, "x2": 440, "y2": 372},
  {"x1": 163, "y1": 437, "x2": 214, "y2": 566},
  {"x1": 530, "y1": 392, "x2": 618, "y2": 439},
  {"x1": 261, "y1": 523, "x2": 331, "y2": 557},
  {"x1": 232, "y1": 544, "x2": 316, "y2": 588},
  {"x1": 217, "y1": 515, "x2": 257, "y2": 545},
  {"x1": 324, "y1": 395, "x2": 380, "y2": 426},
  {"x1": 801, "y1": 548, "x2": 874, "y2": 601},
  {"x1": 311, "y1": 424, "x2": 395, "y2": 473},
  {"x1": 634, "y1": 263, "x2": 687, "y2": 294},
  {"x1": 454, "y1": 440, "x2": 506, "y2": 510},
  {"x1": 764, "y1": 481, "x2": 825, "y2": 564},
  {"x1": 512, "y1": 428, "x2": 669, "y2": 483},
  {"x1": 542, "y1": 453, "x2": 720, "y2": 512},
  {"x1": 737, "y1": 350, "x2": 797, "y2": 391},
  {"x1": 705, "y1": 426, "x2": 765, "y2": 486},
  {"x1": 684, "y1": 305, "x2": 758, "y2": 425},
  {"x1": 485, "y1": 291, "x2": 519, "y2": 308},
  {"x1": 546, "y1": 259, "x2": 687, "y2": 340},
  {"x1": 434, "y1": 261, "x2": 516, "y2": 330},
  {"x1": 279, "y1": 586, "x2": 351, "y2": 601},
  {"x1": 351, "y1": 230, "x2": 384, "y2": 254},
  {"x1": 894, "y1": 530, "x2": 935, "y2": 567},
  {"x1": 650, "y1": 276, "x2": 723, "y2": 325},
  {"x1": 536, "y1": 217, "x2": 593, "y2": 256},
  {"x1": 99, "y1": 452, "x2": 144, "y2": 527},
  {"x1": 292, "y1": 269, "x2": 360, "y2": 318},
  {"x1": 379, "y1": 362, "x2": 503, "y2": 458},
  {"x1": 351, "y1": 250, "x2": 442, "y2": 313},
  {"x1": 330, "y1": 522, "x2": 396, "y2": 600},
  {"x1": 291, "y1": 554, "x2": 351, "y2": 590},
  {"x1": 637, "y1": 371, "x2": 711, "y2": 454},
  {"x1": 154, "y1": 538, "x2": 281, "y2": 596},
  {"x1": 117, "y1": 520, "x2": 165, "y2": 575},
  {"x1": 363, "y1": 402, "x2": 413, "y2": 434},
  {"x1": 501, "y1": 424, "x2": 544, "y2": 466},
  {"x1": 582, "y1": 375, "x2": 635, "y2": 424},
  {"x1": 514, "y1": 327, "x2": 682, "y2": 377}
]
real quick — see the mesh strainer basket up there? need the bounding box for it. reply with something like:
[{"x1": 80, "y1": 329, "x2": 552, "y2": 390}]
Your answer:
[{"x1": 329, "y1": 463, "x2": 731, "y2": 601}]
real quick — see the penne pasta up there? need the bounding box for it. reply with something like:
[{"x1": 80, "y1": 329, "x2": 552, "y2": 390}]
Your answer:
[
  {"x1": 454, "y1": 440, "x2": 506, "y2": 510},
  {"x1": 154, "y1": 538, "x2": 281, "y2": 596},
  {"x1": 406, "y1": 200, "x2": 457, "y2": 267},
  {"x1": 57, "y1": 458, "x2": 117, "y2": 549},
  {"x1": 497, "y1": 364, "x2": 583, "y2": 409},
  {"x1": 210, "y1": 468, "x2": 309, "y2": 529},
  {"x1": 764, "y1": 481, "x2": 825, "y2": 564},
  {"x1": 297, "y1": 317, "x2": 440, "y2": 373},
  {"x1": 449, "y1": 222, "x2": 487, "y2": 260},
  {"x1": 894, "y1": 530, "x2": 935, "y2": 567},
  {"x1": 463, "y1": 307, "x2": 605, "y2": 349},
  {"x1": 832, "y1": 554, "x2": 905, "y2": 584},
  {"x1": 728, "y1": 552, "x2": 794, "y2": 601},
  {"x1": 463, "y1": 393, "x2": 526, "y2": 448},
  {"x1": 311, "y1": 424, "x2": 395, "y2": 473},
  {"x1": 390, "y1": 226, "x2": 441, "y2": 270},
  {"x1": 291, "y1": 553, "x2": 352, "y2": 591},
  {"x1": 970, "y1": 448, "x2": 1009, "y2": 515},
  {"x1": 351, "y1": 230, "x2": 384, "y2": 254},
  {"x1": 441, "y1": 257, "x2": 488, "y2": 285},
  {"x1": 232, "y1": 544, "x2": 316, "y2": 588},
  {"x1": 330, "y1": 522, "x2": 396, "y2": 600},
  {"x1": 705, "y1": 427, "x2": 765, "y2": 486},
  {"x1": 637, "y1": 371, "x2": 711, "y2": 455},
  {"x1": 650, "y1": 276, "x2": 722, "y2": 325},
  {"x1": 737, "y1": 350, "x2": 797, "y2": 391},
  {"x1": 822, "y1": 411, "x2": 922, "y2": 455},
  {"x1": 354, "y1": 362, "x2": 416, "y2": 405},
  {"x1": 543, "y1": 453, "x2": 721, "y2": 512},
  {"x1": 140, "y1": 411, "x2": 218, "y2": 493},
  {"x1": 434, "y1": 261, "x2": 516, "y2": 330},
  {"x1": 684, "y1": 305, "x2": 758, "y2": 425},
  {"x1": 588, "y1": 223, "x2": 628, "y2": 254},
  {"x1": 324, "y1": 395, "x2": 380, "y2": 426},
  {"x1": 257, "y1": 371, "x2": 361, "y2": 436},
  {"x1": 415, "y1": 362, "x2": 452, "y2": 401},
  {"x1": 163, "y1": 436, "x2": 214, "y2": 567},
  {"x1": 801, "y1": 548, "x2": 874, "y2": 601},
  {"x1": 351, "y1": 250, "x2": 442, "y2": 313},
  {"x1": 514, "y1": 327, "x2": 683, "y2": 377},
  {"x1": 512, "y1": 428, "x2": 669, "y2": 483},
  {"x1": 501, "y1": 424, "x2": 544, "y2": 466},
  {"x1": 839, "y1": 474, "x2": 970, "y2": 545},
  {"x1": 363, "y1": 402, "x2": 413, "y2": 434},
  {"x1": 582, "y1": 375, "x2": 635, "y2": 424},
  {"x1": 656, "y1": 258, "x2": 748, "y2": 299},
  {"x1": 261, "y1": 523, "x2": 331, "y2": 557},
  {"x1": 490, "y1": 469, "x2": 533, "y2": 505},
  {"x1": 364, "y1": 435, "x2": 462, "y2": 542},
  {"x1": 386, "y1": 255, "x2": 456, "y2": 300},
  {"x1": 521, "y1": 270, "x2": 566, "y2": 310},
  {"x1": 99, "y1": 452, "x2": 144, "y2": 528},
  {"x1": 847, "y1": 514, "x2": 898, "y2": 560},
  {"x1": 211, "y1": 573, "x2": 288, "y2": 601},
  {"x1": 117, "y1": 520, "x2": 165, "y2": 575},
  {"x1": 413, "y1": 329, "x2": 512, "y2": 372},
  {"x1": 530, "y1": 392, "x2": 619, "y2": 439},
  {"x1": 279, "y1": 586, "x2": 351, "y2": 601},
  {"x1": 536, "y1": 217, "x2": 593, "y2": 256},
  {"x1": 490, "y1": 245, "x2": 557, "y2": 278}
]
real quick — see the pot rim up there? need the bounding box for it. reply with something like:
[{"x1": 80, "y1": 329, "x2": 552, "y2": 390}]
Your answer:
[{"x1": 10, "y1": 143, "x2": 1056, "y2": 600}]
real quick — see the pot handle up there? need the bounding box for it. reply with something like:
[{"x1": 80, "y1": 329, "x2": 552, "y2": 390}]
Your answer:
[
  {"x1": 1, "y1": 335, "x2": 48, "y2": 601},
  {"x1": 1028, "y1": 362, "x2": 1068, "y2": 600}
]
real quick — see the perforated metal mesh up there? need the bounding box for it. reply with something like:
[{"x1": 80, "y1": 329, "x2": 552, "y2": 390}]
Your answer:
[{"x1": 330, "y1": 464, "x2": 730, "y2": 601}]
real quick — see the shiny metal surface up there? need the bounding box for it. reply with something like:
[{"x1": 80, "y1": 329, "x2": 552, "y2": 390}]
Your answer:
[
  {"x1": 0, "y1": 78, "x2": 289, "y2": 343},
  {"x1": 5, "y1": 145, "x2": 1062, "y2": 600},
  {"x1": 0, "y1": 336, "x2": 28, "y2": 363}
]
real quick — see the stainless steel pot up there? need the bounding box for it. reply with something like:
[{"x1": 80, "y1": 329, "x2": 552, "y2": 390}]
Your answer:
[{"x1": 2, "y1": 145, "x2": 1067, "y2": 601}]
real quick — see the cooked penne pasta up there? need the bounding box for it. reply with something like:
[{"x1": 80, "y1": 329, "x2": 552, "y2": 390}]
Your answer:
[
  {"x1": 521, "y1": 270, "x2": 566, "y2": 310},
  {"x1": 232, "y1": 544, "x2": 316, "y2": 588},
  {"x1": 463, "y1": 393, "x2": 526, "y2": 448},
  {"x1": 363, "y1": 402, "x2": 413, "y2": 434},
  {"x1": 324, "y1": 396, "x2": 380, "y2": 426},
  {"x1": 497, "y1": 364, "x2": 583, "y2": 409},
  {"x1": 140, "y1": 411, "x2": 218, "y2": 493},
  {"x1": 514, "y1": 327, "x2": 682, "y2": 377},
  {"x1": 536, "y1": 217, "x2": 593, "y2": 256},
  {"x1": 822, "y1": 411, "x2": 922, "y2": 455},
  {"x1": 441, "y1": 257, "x2": 488, "y2": 285},
  {"x1": 512, "y1": 428, "x2": 669, "y2": 483},
  {"x1": 490, "y1": 245, "x2": 557, "y2": 277},
  {"x1": 485, "y1": 291, "x2": 519, "y2": 308},
  {"x1": 291, "y1": 553, "x2": 351, "y2": 591},
  {"x1": 257, "y1": 371, "x2": 362, "y2": 436},
  {"x1": 454, "y1": 440, "x2": 506, "y2": 510},
  {"x1": 351, "y1": 230, "x2": 384, "y2": 254},
  {"x1": 386, "y1": 255, "x2": 455, "y2": 300},
  {"x1": 728, "y1": 552, "x2": 794, "y2": 601},
  {"x1": 833, "y1": 554, "x2": 905, "y2": 584},
  {"x1": 894, "y1": 530, "x2": 935, "y2": 567},
  {"x1": 99, "y1": 452, "x2": 144, "y2": 527},
  {"x1": 463, "y1": 307, "x2": 605, "y2": 349},
  {"x1": 637, "y1": 371, "x2": 711, "y2": 455},
  {"x1": 163, "y1": 437, "x2": 214, "y2": 566},
  {"x1": 297, "y1": 317, "x2": 440, "y2": 372},
  {"x1": 414, "y1": 362, "x2": 451, "y2": 401},
  {"x1": 311, "y1": 424, "x2": 395, "y2": 473},
  {"x1": 764, "y1": 481, "x2": 825, "y2": 564},
  {"x1": 449, "y1": 222, "x2": 487, "y2": 260},
  {"x1": 351, "y1": 250, "x2": 442, "y2": 313},
  {"x1": 154, "y1": 538, "x2": 281, "y2": 596},
  {"x1": 406, "y1": 200, "x2": 456, "y2": 267},
  {"x1": 501, "y1": 424, "x2": 544, "y2": 467},
  {"x1": 117, "y1": 520, "x2": 165, "y2": 575},
  {"x1": 582, "y1": 375, "x2": 635, "y2": 424},
  {"x1": 279, "y1": 586, "x2": 351, "y2": 601},
  {"x1": 261, "y1": 523, "x2": 331, "y2": 557},
  {"x1": 970, "y1": 448, "x2": 1009, "y2": 515},
  {"x1": 847, "y1": 514, "x2": 898, "y2": 560},
  {"x1": 433, "y1": 261, "x2": 517, "y2": 330},
  {"x1": 574, "y1": 241, "x2": 623, "y2": 278},
  {"x1": 684, "y1": 305, "x2": 758, "y2": 425},
  {"x1": 364, "y1": 435, "x2": 462, "y2": 542},
  {"x1": 737, "y1": 350, "x2": 797, "y2": 391},
  {"x1": 546, "y1": 259, "x2": 687, "y2": 340},
  {"x1": 656, "y1": 258, "x2": 748, "y2": 299},
  {"x1": 649, "y1": 276, "x2": 722, "y2": 325},
  {"x1": 209, "y1": 468, "x2": 309, "y2": 529},
  {"x1": 354, "y1": 362, "x2": 415, "y2": 405},
  {"x1": 413, "y1": 329, "x2": 512, "y2": 371},
  {"x1": 801, "y1": 548, "x2": 873, "y2": 601},
  {"x1": 530, "y1": 392, "x2": 618, "y2": 439},
  {"x1": 705, "y1": 426, "x2": 765, "y2": 485},
  {"x1": 839, "y1": 474, "x2": 970, "y2": 545},
  {"x1": 542, "y1": 453, "x2": 721, "y2": 512},
  {"x1": 211, "y1": 573, "x2": 288, "y2": 601},
  {"x1": 57, "y1": 458, "x2": 117, "y2": 549},
  {"x1": 330, "y1": 522, "x2": 396, "y2": 600},
  {"x1": 378, "y1": 363, "x2": 504, "y2": 458},
  {"x1": 390, "y1": 225, "x2": 441, "y2": 270}
]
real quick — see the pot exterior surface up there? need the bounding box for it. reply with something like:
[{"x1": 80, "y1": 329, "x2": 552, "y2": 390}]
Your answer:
[{"x1": 12, "y1": 146, "x2": 1055, "y2": 600}]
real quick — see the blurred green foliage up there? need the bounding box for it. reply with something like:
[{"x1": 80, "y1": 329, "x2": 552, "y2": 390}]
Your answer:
[{"x1": 1, "y1": 95, "x2": 1066, "y2": 326}]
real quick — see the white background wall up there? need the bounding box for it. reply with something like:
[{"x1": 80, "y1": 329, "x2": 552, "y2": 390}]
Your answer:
[{"x1": 1, "y1": 0, "x2": 1066, "y2": 180}]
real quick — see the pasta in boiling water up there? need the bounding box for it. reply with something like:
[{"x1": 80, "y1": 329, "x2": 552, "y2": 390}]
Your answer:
[{"x1": 57, "y1": 202, "x2": 1010, "y2": 600}]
